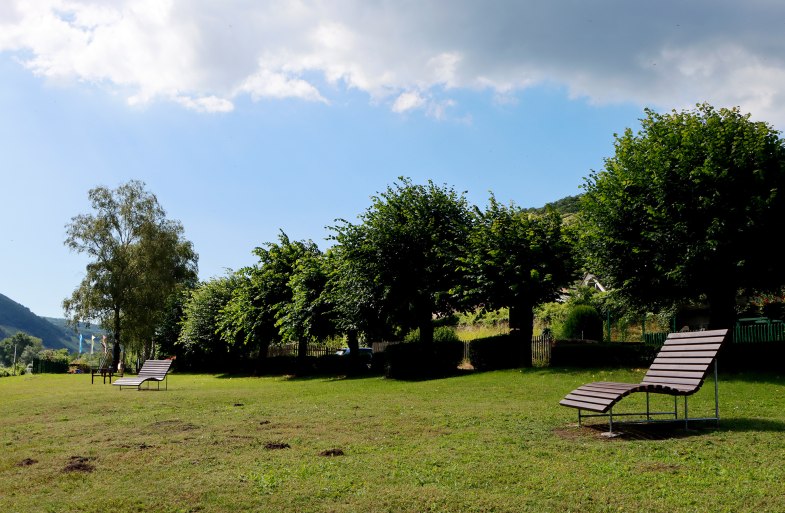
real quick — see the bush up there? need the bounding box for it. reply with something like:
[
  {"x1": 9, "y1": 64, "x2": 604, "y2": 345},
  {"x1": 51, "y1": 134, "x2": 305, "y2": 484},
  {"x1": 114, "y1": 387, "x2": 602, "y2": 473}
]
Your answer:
[
  {"x1": 384, "y1": 341, "x2": 464, "y2": 380},
  {"x1": 560, "y1": 305, "x2": 603, "y2": 341},
  {"x1": 468, "y1": 334, "x2": 518, "y2": 372}
]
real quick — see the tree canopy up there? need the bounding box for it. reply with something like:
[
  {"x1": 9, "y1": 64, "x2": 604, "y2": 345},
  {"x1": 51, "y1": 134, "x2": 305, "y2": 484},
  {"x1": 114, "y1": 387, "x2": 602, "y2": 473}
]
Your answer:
[
  {"x1": 63, "y1": 180, "x2": 198, "y2": 368},
  {"x1": 581, "y1": 104, "x2": 785, "y2": 327},
  {"x1": 463, "y1": 196, "x2": 574, "y2": 364},
  {"x1": 331, "y1": 178, "x2": 473, "y2": 344}
]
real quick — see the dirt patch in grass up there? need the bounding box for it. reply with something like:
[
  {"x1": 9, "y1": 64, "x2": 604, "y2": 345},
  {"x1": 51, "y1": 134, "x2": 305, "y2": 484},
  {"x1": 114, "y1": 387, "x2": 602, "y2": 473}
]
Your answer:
[
  {"x1": 17, "y1": 458, "x2": 38, "y2": 467},
  {"x1": 319, "y1": 448, "x2": 345, "y2": 457},
  {"x1": 264, "y1": 442, "x2": 290, "y2": 450},
  {"x1": 151, "y1": 420, "x2": 199, "y2": 431},
  {"x1": 233, "y1": 403, "x2": 244, "y2": 407},
  {"x1": 259, "y1": 420, "x2": 271, "y2": 426},
  {"x1": 64, "y1": 456, "x2": 94, "y2": 473},
  {"x1": 553, "y1": 426, "x2": 593, "y2": 440}
]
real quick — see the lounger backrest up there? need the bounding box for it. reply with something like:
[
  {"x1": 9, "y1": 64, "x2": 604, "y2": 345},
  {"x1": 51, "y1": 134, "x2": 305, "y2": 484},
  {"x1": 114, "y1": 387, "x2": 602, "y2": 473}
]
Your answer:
[
  {"x1": 641, "y1": 329, "x2": 729, "y2": 391},
  {"x1": 137, "y1": 360, "x2": 172, "y2": 377}
]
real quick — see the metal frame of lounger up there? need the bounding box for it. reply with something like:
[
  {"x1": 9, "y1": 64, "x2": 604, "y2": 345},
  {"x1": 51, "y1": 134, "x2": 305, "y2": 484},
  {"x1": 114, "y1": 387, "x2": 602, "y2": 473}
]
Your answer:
[{"x1": 574, "y1": 360, "x2": 720, "y2": 434}]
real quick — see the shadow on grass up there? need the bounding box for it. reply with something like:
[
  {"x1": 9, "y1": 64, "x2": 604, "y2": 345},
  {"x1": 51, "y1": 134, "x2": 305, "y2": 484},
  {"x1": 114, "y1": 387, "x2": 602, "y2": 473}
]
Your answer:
[{"x1": 560, "y1": 416, "x2": 785, "y2": 441}]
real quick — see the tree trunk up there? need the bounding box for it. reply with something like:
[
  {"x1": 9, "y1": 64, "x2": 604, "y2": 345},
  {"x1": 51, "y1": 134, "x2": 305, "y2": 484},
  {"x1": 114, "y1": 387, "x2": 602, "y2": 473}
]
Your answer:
[
  {"x1": 707, "y1": 287, "x2": 737, "y2": 330},
  {"x1": 112, "y1": 307, "x2": 122, "y2": 372},
  {"x1": 509, "y1": 302, "x2": 534, "y2": 368},
  {"x1": 418, "y1": 316, "x2": 434, "y2": 344}
]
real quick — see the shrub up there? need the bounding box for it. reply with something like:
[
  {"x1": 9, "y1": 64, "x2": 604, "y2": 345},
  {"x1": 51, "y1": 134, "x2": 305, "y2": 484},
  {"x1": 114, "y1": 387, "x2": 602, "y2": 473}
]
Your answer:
[
  {"x1": 560, "y1": 305, "x2": 603, "y2": 341},
  {"x1": 468, "y1": 334, "x2": 518, "y2": 372},
  {"x1": 384, "y1": 341, "x2": 464, "y2": 380}
]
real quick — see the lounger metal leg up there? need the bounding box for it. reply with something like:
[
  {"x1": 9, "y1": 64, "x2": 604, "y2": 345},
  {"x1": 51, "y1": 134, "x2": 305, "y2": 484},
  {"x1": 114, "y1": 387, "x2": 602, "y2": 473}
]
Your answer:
[
  {"x1": 646, "y1": 393, "x2": 651, "y2": 421},
  {"x1": 684, "y1": 396, "x2": 689, "y2": 430},
  {"x1": 608, "y1": 408, "x2": 613, "y2": 434},
  {"x1": 714, "y1": 360, "x2": 720, "y2": 426},
  {"x1": 674, "y1": 396, "x2": 678, "y2": 419}
]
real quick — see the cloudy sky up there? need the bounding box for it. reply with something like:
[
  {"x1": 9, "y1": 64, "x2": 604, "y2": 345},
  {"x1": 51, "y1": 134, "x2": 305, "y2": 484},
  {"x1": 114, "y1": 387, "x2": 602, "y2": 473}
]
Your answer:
[{"x1": 2, "y1": 0, "x2": 784, "y2": 318}]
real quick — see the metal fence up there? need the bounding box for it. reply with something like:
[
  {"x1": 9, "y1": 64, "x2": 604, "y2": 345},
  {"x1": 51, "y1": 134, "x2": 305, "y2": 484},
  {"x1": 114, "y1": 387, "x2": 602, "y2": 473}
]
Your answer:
[
  {"x1": 644, "y1": 321, "x2": 785, "y2": 346},
  {"x1": 267, "y1": 343, "x2": 337, "y2": 358}
]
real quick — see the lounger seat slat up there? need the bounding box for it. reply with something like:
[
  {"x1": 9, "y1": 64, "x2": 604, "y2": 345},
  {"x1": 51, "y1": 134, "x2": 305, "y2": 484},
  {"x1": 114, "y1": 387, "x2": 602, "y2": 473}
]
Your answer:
[
  {"x1": 659, "y1": 343, "x2": 722, "y2": 352},
  {"x1": 649, "y1": 363, "x2": 710, "y2": 372},
  {"x1": 645, "y1": 369, "x2": 707, "y2": 379},
  {"x1": 664, "y1": 329, "x2": 727, "y2": 339},
  {"x1": 559, "y1": 399, "x2": 608, "y2": 412},
  {"x1": 652, "y1": 356, "x2": 714, "y2": 365},
  {"x1": 662, "y1": 336, "x2": 726, "y2": 345},
  {"x1": 563, "y1": 394, "x2": 616, "y2": 407}
]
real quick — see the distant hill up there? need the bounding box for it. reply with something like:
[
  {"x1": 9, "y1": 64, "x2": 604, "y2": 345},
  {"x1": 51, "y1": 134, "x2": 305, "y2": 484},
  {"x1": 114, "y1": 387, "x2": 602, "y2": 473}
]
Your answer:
[
  {"x1": 0, "y1": 292, "x2": 90, "y2": 352},
  {"x1": 524, "y1": 194, "x2": 582, "y2": 215}
]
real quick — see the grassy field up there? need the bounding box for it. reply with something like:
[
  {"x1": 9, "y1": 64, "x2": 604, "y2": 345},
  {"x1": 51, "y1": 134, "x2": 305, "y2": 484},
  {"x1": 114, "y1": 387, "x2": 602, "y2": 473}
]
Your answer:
[{"x1": 1, "y1": 368, "x2": 784, "y2": 512}]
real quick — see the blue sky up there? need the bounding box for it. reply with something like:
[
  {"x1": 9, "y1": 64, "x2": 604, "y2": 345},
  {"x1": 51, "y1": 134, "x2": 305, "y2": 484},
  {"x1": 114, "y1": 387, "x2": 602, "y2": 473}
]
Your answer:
[{"x1": 2, "y1": 1, "x2": 784, "y2": 318}]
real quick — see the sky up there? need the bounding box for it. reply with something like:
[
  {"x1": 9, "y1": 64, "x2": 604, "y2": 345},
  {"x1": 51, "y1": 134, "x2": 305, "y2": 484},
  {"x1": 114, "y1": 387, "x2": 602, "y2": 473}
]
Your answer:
[{"x1": 2, "y1": 0, "x2": 785, "y2": 319}]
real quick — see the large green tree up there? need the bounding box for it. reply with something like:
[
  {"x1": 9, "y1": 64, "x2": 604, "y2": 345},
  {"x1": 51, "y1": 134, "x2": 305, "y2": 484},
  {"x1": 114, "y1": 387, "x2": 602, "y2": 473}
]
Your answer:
[
  {"x1": 463, "y1": 196, "x2": 574, "y2": 366},
  {"x1": 581, "y1": 104, "x2": 785, "y2": 327},
  {"x1": 331, "y1": 178, "x2": 473, "y2": 344},
  {"x1": 218, "y1": 232, "x2": 322, "y2": 367},
  {"x1": 177, "y1": 276, "x2": 238, "y2": 371},
  {"x1": 63, "y1": 180, "x2": 198, "y2": 369}
]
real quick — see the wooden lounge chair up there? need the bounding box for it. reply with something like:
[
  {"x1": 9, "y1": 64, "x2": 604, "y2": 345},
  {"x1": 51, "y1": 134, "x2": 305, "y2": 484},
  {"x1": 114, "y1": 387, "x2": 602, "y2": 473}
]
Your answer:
[
  {"x1": 112, "y1": 360, "x2": 172, "y2": 391},
  {"x1": 559, "y1": 328, "x2": 729, "y2": 434}
]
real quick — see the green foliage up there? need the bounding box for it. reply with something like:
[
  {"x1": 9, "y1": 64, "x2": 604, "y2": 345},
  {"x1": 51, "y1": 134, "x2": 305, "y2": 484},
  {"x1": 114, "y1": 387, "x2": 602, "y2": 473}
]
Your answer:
[
  {"x1": 462, "y1": 195, "x2": 575, "y2": 365},
  {"x1": 177, "y1": 275, "x2": 239, "y2": 371},
  {"x1": 331, "y1": 178, "x2": 473, "y2": 344},
  {"x1": 581, "y1": 104, "x2": 785, "y2": 327},
  {"x1": 467, "y1": 334, "x2": 518, "y2": 372},
  {"x1": 63, "y1": 180, "x2": 198, "y2": 366},
  {"x1": 456, "y1": 308, "x2": 509, "y2": 327},
  {"x1": 403, "y1": 326, "x2": 461, "y2": 344},
  {"x1": 0, "y1": 332, "x2": 43, "y2": 366},
  {"x1": 523, "y1": 194, "x2": 583, "y2": 215},
  {"x1": 560, "y1": 305, "x2": 603, "y2": 341}
]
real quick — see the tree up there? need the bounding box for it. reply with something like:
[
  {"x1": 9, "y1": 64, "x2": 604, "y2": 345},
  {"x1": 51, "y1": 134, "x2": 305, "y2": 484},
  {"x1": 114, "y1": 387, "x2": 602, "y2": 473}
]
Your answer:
[
  {"x1": 218, "y1": 232, "x2": 321, "y2": 368},
  {"x1": 331, "y1": 178, "x2": 473, "y2": 344},
  {"x1": 581, "y1": 104, "x2": 785, "y2": 327},
  {"x1": 276, "y1": 249, "x2": 337, "y2": 357},
  {"x1": 63, "y1": 180, "x2": 198, "y2": 370},
  {"x1": 0, "y1": 333, "x2": 43, "y2": 368},
  {"x1": 463, "y1": 196, "x2": 574, "y2": 366},
  {"x1": 177, "y1": 276, "x2": 238, "y2": 371}
]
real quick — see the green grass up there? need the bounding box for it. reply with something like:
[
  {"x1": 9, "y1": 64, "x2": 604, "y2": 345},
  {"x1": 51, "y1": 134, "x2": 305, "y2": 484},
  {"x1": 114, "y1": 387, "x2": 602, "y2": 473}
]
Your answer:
[{"x1": 1, "y1": 369, "x2": 784, "y2": 512}]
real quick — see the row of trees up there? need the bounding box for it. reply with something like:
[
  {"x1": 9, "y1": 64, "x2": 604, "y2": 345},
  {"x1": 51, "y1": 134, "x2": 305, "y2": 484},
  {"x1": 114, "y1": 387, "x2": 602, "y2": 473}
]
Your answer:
[
  {"x1": 63, "y1": 104, "x2": 785, "y2": 372},
  {"x1": 168, "y1": 180, "x2": 574, "y2": 371}
]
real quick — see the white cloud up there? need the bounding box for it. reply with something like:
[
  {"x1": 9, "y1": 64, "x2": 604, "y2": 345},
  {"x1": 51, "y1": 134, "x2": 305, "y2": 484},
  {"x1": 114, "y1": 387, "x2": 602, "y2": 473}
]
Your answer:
[
  {"x1": 392, "y1": 91, "x2": 425, "y2": 113},
  {"x1": 2, "y1": 1, "x2": 785, "y2": 124}
]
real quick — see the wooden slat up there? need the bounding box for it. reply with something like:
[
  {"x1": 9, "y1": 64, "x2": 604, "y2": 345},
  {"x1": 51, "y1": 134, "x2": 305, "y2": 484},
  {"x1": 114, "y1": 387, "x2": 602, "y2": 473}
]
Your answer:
[
  {"x1": 665, "y1": 329, "x2": 728, "y2": 339},
  {"x1": 663, "y1": 335, "x2": 725, "y2": 345},
  {"x1": 569, "y1": 389, "x2": 622, "y2": 400},
  {"x1": 641, "y1": 376, "x2": 703, "y2": 386},
  {"x1": 564, "y1": 394, "x2": 615, "y2": 407},
  {"x1": 652, "y1": 356, "x2": 714, "y2": 364},
  {"x1": 659, "y1": 343, "x2": 722, "y2": 352},
  {"x1": 645, "y1": 369, "x2": 706, "y2": 379},
  {"x1": 559, "y1": 399, "x2": 607, "y2": 412},
  {"x1": 650, "y1": 363, "x2": 710, "y2": 371}
]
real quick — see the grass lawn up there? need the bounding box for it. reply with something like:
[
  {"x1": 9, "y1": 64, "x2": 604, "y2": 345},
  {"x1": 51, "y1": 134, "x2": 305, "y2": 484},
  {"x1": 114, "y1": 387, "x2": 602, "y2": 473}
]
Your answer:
[{"x1": 1, "y1": 368, "x2": 784, "y2": 512}]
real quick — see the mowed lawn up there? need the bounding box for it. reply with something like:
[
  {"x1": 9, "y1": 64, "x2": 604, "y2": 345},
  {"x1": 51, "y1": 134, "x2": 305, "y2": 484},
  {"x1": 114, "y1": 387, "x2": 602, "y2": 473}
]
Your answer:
[{"x1": 1, "y1": 368, "x2": 784, "y2": 513}]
